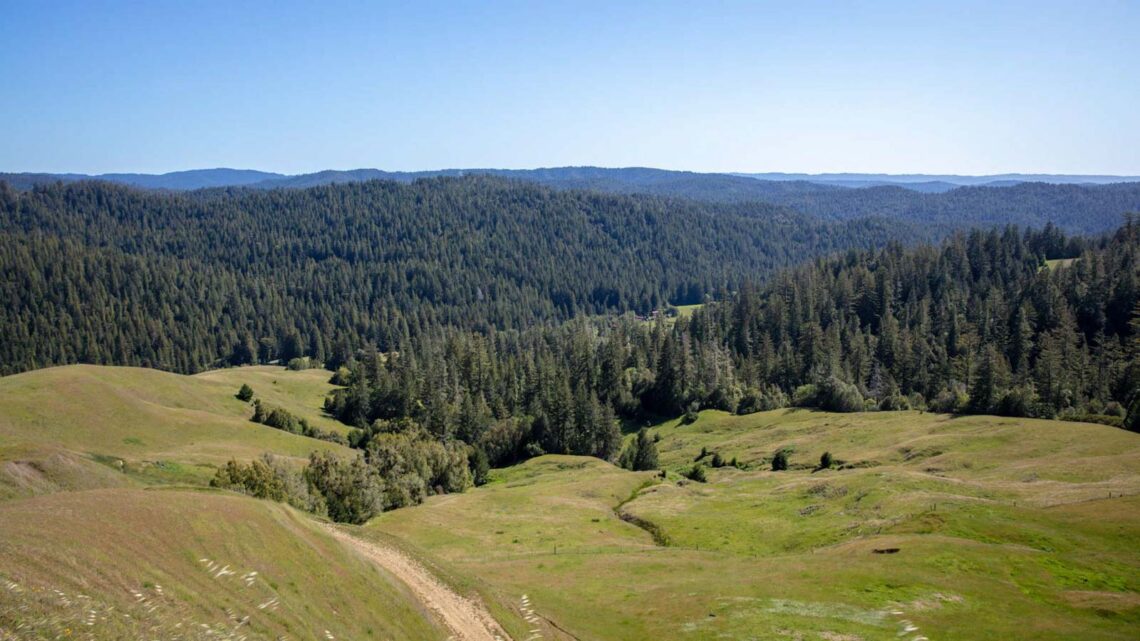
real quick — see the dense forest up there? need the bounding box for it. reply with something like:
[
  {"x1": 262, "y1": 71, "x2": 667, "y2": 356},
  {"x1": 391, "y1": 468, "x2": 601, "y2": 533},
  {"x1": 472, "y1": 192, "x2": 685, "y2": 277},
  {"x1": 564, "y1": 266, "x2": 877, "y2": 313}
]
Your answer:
[
  {"x1": 764, "y1": 181, "x2": 1140, "y2": 235},
  {"x1": 321, "y1": 223, "x2": 1140, "y2": 476},
  {"x1": 0, "y1": 177, "x2": 915, "y2": 375}
]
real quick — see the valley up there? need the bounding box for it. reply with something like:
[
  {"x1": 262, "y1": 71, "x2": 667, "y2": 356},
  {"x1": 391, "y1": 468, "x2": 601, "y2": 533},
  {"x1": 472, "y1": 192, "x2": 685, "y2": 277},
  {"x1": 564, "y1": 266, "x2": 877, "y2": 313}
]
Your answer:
[{"x1": 2, "y1": 366, "x2": 1137, "y2": 640}]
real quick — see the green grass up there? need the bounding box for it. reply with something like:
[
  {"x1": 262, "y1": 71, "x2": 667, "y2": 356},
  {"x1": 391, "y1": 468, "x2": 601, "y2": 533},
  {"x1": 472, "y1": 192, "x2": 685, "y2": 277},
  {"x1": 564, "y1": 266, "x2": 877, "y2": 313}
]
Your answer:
[
  {"x1": 0, "y1": 488, "x2": 445, "y2": 640},
  {"x1": 0, "y1": 365, "x2": 354, "y2": 498},
  {"x1": 366, "y1": 409, "x2": 1140, "y2": 640},
  {"x1": 195, "y1": 365, "x2": 352, "y2": 436},
  {"x1": 3, "y1": 365, "x2": 1138, "y2": 639},
  {"x1": 1043, "y1": 258, "x2": 1079, "y2": 270}
]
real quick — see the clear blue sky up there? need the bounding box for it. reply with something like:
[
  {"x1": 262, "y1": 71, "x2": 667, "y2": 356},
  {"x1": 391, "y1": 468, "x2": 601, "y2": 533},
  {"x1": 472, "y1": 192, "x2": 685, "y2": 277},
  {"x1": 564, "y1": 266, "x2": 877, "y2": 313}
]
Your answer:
[{"x1": 1, "y1": 0, "x2": 1137, "y2": 175}]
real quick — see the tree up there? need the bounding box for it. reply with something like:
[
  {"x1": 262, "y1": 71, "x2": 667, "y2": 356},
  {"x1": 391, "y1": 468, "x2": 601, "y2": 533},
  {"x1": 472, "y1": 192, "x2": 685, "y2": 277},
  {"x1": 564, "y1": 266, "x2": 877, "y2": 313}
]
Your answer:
[
  {"x1": 236, "y1": 383, "x2": 254, "y2": 402},
  {"x1": 620, "y1": 428, "x2": 659, "y2": 471},
  {"x1": 683, "y1": 464, "x2": 707, "y2": 482},
  {"x1": 771, "y1": 449, "x2": 789, "y2": 471},
  {"x1": 819, "y1": 451, "x2": 833, "y2": 470}
]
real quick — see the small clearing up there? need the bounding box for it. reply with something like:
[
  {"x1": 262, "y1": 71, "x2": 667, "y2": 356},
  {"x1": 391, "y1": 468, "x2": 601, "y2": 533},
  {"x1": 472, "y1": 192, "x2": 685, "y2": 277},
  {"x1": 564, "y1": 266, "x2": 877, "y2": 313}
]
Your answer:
[{"x1": 324, "y1": 525, "x2": 512, "y2": 641}]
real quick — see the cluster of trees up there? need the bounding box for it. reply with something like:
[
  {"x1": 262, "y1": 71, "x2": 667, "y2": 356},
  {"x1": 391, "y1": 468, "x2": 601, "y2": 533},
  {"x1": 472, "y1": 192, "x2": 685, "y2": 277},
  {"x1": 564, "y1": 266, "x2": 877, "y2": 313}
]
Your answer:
[
  {"x1": 211, "y1": 452, "x2": 381, "y2": 524},
  {"x1": 212, "y1": 421, "x2": 476, "y2": 524},
  {"x1": 0, "y1": 177, "x2": 909, "y2": 376},
  {"x1": 248, "y1": 398, "x2": 347, "y2": 445}
]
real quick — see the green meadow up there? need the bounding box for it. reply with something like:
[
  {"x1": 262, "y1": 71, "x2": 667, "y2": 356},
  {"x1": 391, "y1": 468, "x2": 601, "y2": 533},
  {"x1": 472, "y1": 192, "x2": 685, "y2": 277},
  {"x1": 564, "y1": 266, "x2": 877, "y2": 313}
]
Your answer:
[{"x1": 366, "y1": 409, "x2": 1140, "y2": 640}]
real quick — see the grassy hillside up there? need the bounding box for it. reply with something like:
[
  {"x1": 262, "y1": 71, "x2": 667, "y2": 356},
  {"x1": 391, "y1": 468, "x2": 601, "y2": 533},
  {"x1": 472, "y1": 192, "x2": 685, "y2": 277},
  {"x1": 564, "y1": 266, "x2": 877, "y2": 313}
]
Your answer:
[
  {"x1": 195, "y1": 365, "x2": 351, "y2": 436},
  {"x1": 367, "y1": 411, "x2": 1140, "y2": 641},
  {"x1": 0, "y1": 365, "x2": 352, "y2": 497},
  {"x1": 0, "y1": 488, "x2": 444, "y2": 640}
]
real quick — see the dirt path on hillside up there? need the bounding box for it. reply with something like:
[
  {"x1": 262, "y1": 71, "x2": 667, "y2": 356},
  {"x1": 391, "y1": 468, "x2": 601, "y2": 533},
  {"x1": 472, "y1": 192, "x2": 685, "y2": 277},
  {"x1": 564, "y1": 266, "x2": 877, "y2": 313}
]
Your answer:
[{"x1": 323, "y1": 525, "x2": 513, "y2": 641}]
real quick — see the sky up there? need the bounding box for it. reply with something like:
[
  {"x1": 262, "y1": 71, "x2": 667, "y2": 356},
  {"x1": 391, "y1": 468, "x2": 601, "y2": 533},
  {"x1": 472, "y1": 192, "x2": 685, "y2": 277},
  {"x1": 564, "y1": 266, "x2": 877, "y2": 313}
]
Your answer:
[{"x1": 1, "y1": 0, "x2": 1137, "y2": 175}]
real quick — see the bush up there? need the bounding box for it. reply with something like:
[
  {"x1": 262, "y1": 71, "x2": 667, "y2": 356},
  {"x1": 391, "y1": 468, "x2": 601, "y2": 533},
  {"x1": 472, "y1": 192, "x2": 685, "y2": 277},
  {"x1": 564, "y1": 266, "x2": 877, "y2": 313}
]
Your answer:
[
  {"x1": 211, "y1": 454, "x2": 327, "y2": 517},
  {"x1": 236, "y1": 383, "x2": 254, "y2": 402},
  {"x1": 771, "y1": 449, "x2": 789, "y2": 471},
  {"x1": 286, "y1": 356, "x2": 313, "y2": 371},
  {"x1": 682, "y1": 401, "x2": 700, "y2": 424},
  {"x1": 710, "y1": 452, "x2": 725, "y2": 468},
  {"x1": 737, "y1": 385, "x2": 788, "y2": 414},
  {"x1": 816, "y1": 377, "x2": 864, "y2": 413},
  {"x1": 930, "y1": 385, "x2": 968, "y2": 413},
  {"x1": 683, "y1": 464, "x2": 707, "y2": 482},
  {"x1": 819, "y1": 451, "x2": 833, "y2": 470},
  {"x1": 878, "y1": 394, "x2": 910, "y2": 411},
  {"x1": 329, "y1": 366, "x2": 353, "y2": 386},
  {"x1": 694, "y1": 446, "x2": 709, "y2": 462},
  {"x1": 997, "y1": 384, "x2": 1049, "y2": 418},
  {"x1": 305, "y1": 451, "x2": 386, "y2": 524},
  {"x1": 792, "y1": 384, "x2": 818, "y2": 407}
]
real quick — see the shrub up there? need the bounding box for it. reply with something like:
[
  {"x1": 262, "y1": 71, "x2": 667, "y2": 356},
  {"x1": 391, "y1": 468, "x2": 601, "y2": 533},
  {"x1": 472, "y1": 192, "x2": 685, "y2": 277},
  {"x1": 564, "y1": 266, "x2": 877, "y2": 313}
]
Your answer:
[
  {"x1": 819, "y1": 451, "x2": 833, "y2": 470},
  {"x1": 683, "y1": 464, "x2": 707, "y2": 483},
  {"x1": 682, "y1": 401, "x2": 700, "y2": 424},
  {"x1": 329, "y1": 366, "x2": 353, "y2": 386},
  {"x1": 236, "y1": 383, "x2": 254, "y2": 402},
  {"x1": 286, "y1": 356, "x2": 312, "y2": 371},
  {"x1": 878, "y1": 394, "x2": 910, "y2": 411},
  {"x1": 930, "y1": 385, "x2": 968, "y2": 413},
  {"x1": 792, "y1": 384, "x2": 819, "y2": 407},
  {"x1": 816, "y1": 377, "x2": 863, "y2": 413},
  {"x1": 771, "y1": 450, "x2": 789, "y2": 471},
  {"x1": 710, "y1": 452, "x2": 725, "y2": 468},
  {"x1": 694, "y1": 446, "x2": 709, "y2": 462}
]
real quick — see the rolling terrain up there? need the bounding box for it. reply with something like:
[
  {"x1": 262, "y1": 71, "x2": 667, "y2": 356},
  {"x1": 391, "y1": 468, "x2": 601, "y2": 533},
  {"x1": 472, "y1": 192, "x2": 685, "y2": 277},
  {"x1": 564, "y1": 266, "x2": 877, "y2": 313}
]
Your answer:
[
  {"x1": 365, "y1": 410, "x2": 1140, "y2": 640},
  {"x1": 0, "y1": 365, "x2": 351, "y2": 497},
  {"x1": 0, "y1": 365, "x2": 1138, "y2": 640}
]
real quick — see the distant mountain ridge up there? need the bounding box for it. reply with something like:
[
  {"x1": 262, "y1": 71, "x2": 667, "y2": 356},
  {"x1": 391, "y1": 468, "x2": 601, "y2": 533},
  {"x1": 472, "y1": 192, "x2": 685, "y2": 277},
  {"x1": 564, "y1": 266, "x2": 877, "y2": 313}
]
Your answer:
[
  {"x1": 6, "y1": 165, "x2": 1139, "y2": 194},
  {"x1": 4, "y1": 166, "x2": 1139, "y2": 234}
]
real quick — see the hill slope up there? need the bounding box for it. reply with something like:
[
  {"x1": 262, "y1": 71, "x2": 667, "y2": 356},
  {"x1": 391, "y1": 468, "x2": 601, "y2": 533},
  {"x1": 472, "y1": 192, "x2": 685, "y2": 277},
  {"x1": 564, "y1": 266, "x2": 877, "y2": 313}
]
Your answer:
[
  {"x1": 0, "y1": 489, "x2": 445, "y2": 640},
  {"x1": 365, "y1": 410, "x2": 1140, "y2": 641},
  {"x1": 0, "y1": 365, "x2": 351, "y2": 497}
]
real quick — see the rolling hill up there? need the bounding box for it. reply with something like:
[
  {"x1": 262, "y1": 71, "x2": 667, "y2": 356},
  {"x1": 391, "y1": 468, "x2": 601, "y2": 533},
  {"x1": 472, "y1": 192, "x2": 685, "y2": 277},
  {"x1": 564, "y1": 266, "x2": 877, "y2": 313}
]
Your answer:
[
  {"x1": 1, "y1": 363, "x2": 1137, "y2": 640},
  {"x1": 0, "y1": 488, "x2": 446, "y2": 640},
  {"x1": 363, "y1": 409, "x2": 1140, "y2": 641},
  {"x1": 0, "y1": 365, "x2": 351, "y2": 498}
]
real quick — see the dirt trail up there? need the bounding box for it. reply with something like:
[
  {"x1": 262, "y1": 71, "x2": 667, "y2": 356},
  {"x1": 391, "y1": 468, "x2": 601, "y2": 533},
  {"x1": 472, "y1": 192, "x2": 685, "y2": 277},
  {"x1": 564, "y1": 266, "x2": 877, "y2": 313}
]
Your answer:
[{"x1": 324, "y1": 525, "x2": 513, "y2": 641}]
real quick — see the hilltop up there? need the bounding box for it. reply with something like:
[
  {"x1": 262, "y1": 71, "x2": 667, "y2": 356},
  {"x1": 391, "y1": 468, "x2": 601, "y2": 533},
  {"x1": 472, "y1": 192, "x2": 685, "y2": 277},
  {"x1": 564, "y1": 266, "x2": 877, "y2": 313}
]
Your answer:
[{"x1": 0, "y1": 365, "x2": 350, "y2": 498}]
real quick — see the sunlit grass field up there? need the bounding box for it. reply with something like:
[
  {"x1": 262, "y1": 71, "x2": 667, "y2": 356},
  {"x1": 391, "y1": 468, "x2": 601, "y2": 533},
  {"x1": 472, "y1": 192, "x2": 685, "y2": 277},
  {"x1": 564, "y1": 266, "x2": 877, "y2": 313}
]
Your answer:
[
  {"x1": 368, "y1": 409, "x2": 1140, "y2": 640},
  {"x1": 0, "y1": 488, "x2": 444, "y2": 640},
  {"x1": 0, "y1": 365, "x2": 351, "y2": 496}
]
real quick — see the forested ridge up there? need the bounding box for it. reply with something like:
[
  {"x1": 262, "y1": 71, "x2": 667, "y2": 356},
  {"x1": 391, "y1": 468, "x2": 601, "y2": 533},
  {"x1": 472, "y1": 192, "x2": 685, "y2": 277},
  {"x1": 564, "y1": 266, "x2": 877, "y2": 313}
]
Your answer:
[
  {"x1": 0, "y1": 177, "x2": 913, "y2": 375},
  {"x1": 321, "y1": 223, "x2": 1140, "y2": 480},
  {"x1": 216, "y1": 221, "x2": 1140, "y2": 520},
  {"x1": 763, "y1": 181, "x2": 1140, "y2": 234}
]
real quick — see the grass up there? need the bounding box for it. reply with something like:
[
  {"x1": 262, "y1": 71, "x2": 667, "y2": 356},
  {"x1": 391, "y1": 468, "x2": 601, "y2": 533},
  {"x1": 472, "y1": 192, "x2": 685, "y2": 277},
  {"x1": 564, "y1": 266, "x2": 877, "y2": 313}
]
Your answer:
[
  {"x1": 366, "y1": 409, "x2": 1140, "y2": 640},
  {"x1": 0, "y1": 365, "x2": 353, "y2": 497},
  {"x1": 194, "y1": 365, "x2": 352, "y2": 436},
  {"x1": 0, "y1": 488, "x2": 445, "y2": 640},
  {"x1": 1043, "y1": 258, "x2": 1078, "y2": 270},
  {"x1": 3, "y1": 365, "x2": 1137, "y2": 639}
]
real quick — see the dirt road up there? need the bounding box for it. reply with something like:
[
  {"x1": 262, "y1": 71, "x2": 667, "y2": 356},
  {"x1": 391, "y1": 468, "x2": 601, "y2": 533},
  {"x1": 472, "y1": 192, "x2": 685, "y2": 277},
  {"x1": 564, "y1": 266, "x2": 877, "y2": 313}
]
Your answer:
[{"x1": 324, "y1": 525, "x2": 513, "y2": 641}]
